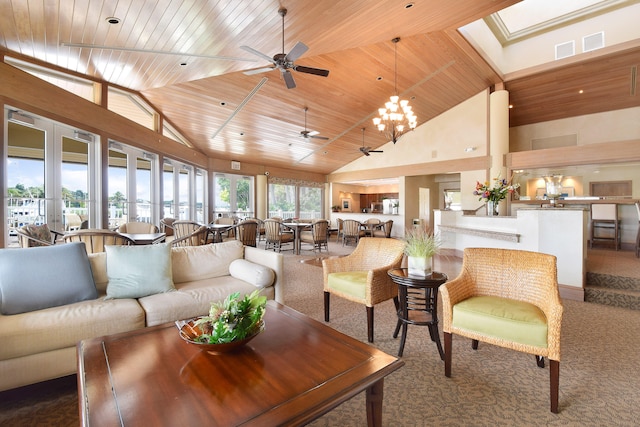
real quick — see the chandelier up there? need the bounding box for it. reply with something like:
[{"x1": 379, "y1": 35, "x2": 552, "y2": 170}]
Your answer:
[{"x1": 372, "y1": 37, "x2": 417, "y2": 144}]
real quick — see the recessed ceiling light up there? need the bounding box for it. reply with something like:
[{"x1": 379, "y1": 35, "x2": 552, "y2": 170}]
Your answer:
[
  {"x1": 376, "y1": 76, "x2": 383, "y2": 81},
  {"x1": 508, "y1": 104, "x2": 514, "y2": 109},
  {"x1": 579, "y1": 89, "x2": 584, "y2": 94},
  {"x1": 106, "y1": 17, "x2": 121, "y2": 24},
  {"x1": 220, "y1": 101, "x2": 227, "y2": 106},
  {"x1": 180, "y1": 62, "x2": 187, "y2": 66},
  {"x1": 404, "y1": 2, "x2": 415, "y2": 9}
]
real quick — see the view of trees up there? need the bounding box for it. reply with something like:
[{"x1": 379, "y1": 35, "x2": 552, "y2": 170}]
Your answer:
[{"x1": 8, "y1": 183, "x2": 88, "y2": 208}]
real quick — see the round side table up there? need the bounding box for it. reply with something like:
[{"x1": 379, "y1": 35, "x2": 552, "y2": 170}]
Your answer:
[{"x1": 387, "y1": 268, "x2": 448, "y2": 359}]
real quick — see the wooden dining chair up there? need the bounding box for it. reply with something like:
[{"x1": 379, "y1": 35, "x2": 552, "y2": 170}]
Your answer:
[{"x1": 341, "y1": 219, "x2": 365, "y2": 246}]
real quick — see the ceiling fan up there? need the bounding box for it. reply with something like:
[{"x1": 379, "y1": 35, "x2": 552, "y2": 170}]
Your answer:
[
  {"x1": 241, "y1": 8, "x2": 330, "y2": 89},
  {"x1": 299, "y1": 107, "x2": 329, "y2": 140},
  {"x1": 359, "y1": 128, "x2": 383, "y2": 156}
]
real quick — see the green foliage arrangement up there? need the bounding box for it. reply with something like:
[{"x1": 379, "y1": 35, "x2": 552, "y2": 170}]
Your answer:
[
  {"x1": 193, "y1": 290, "x2": 266, "y2": 344},
  {"x1": 402, "y1": 227, "x2": 441, "y2": 258}
]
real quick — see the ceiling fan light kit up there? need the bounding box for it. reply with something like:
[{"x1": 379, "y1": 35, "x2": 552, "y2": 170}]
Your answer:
[
  {"x1": 241, "y1": 8, "x2": 330, "y2": 89},
  {"x1": 373, "y1": 37, "x2": 417, "y2": 144}
]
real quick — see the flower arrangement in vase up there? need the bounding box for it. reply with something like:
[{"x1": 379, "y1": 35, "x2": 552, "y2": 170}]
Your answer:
[
  {"x1": 402, "y1": 227, "x2": 441, "y2": 277},
  {"x1": 473, "y1": 174, "x2": 520, "y2": 216}
]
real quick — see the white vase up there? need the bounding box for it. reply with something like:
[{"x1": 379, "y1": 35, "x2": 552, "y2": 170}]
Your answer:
[{"x1": 407, "y1": 255, "x2": 432, "y2": 277}]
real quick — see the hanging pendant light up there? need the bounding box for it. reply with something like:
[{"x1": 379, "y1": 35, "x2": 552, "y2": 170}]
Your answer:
[{"x1": 372, "y1": 37, "x2": 417, "y2": 144}]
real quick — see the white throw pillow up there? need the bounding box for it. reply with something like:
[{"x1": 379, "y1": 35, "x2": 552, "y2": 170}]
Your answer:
[
  {"x1": 228, "y1": 259, "x2": 275, "y2": 288},
  {"x1": 105, "y1": 243, "x2": 174, "y2": 299}
]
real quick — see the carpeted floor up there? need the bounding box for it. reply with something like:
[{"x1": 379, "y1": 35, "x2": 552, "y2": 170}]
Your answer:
[{"x1": 2, "y1": 242, "x2": 640, "y2": 426}]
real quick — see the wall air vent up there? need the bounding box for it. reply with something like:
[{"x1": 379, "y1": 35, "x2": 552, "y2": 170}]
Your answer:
[
  {"x1": 583, "y1": 31, "x2": 604, "y2": 53},
  {"x1": 555, "y1": 41, "x2": 575, "y2": 60},
  {"x1": 231, "y1": 161, "x2": 241, "y2": 170}
]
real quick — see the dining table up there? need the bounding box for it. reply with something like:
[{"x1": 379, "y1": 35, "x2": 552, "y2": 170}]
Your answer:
[
  {"x1": 208, "y1": 223, "x2": 235, "y2": 243},
  {"x1": 282, "y1": 222, "x2": 311, "y2": 255},
  {"x1": 119, "y1": 232, "x2": 166, "y2": 245}
]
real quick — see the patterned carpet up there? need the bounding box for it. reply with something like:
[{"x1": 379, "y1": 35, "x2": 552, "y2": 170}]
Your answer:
[{"x1": 1, "y1": 243, "x2": 639, "y2": 426}]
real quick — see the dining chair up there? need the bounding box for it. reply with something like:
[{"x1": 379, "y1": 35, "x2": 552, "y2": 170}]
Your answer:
[
  {"x1": 64, "y1": 213, "x2": 83, "y2": 231},
  {"x1": 170, "y1": 225, "x2": 210, "y2": 247},
  {"x1": 334, "y1": 218, "x2": 344, "y2": 243},
  {"x1": 16, "y1": 224, "x2": 64, "y2": 247},
  {"x1": 341, "y1": 219, "x2": 365, "y2": 246},
  {"x1": 63, "y1": 229, "x2": 134, "y2": 254},
  {"x1": 263, "y1": 219, "x2": 294, "y2": 252},
  {"x1": 173, "y1": 220, "x2": 204, "y2": 240},
  {"x1": 160, "y1": 217, "x2": 176, "y2": 242},
  {"x1": 323, "y1": 237, "x2": 406, "y2": 342},
  {"x1": 373, "y1": 220, "x2": 393, "y2": 238},
  {"x1": 117, "y1": 221, "x2": 159, "y2": 234},
  {"x1": 300, "y1": 219, "x2": 329, "y2": 253},
  {"x1": 233, "y1": 220, "x2": 259, "y2": 247},
  {"x1": 590, "y1": 203, "x2": 620, "y2": 250},
  {"x1": 363, "y1": 218, "x2": 381, "y2": 237},
  {"x1": 440, "y1": 247, "x2": 563, "y2": 413}
]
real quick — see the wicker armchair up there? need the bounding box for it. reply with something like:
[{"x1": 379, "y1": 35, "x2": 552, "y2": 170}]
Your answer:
[
  {"x1": 16, "y1": 224, "x2": 64, "y2": 247},
  {"x1": 63, "y1": 229, "x2": 134, "y2": 254},
  {"x1": 170, "y1": 225, "x2": 210, "y2": 247},
  {"x1": 323, "y1": 237, "x2": 406, "y2": 342},
  {"x1": 440, "y1": 248, "x2": 563, "y2": 413},
  {"x1": 300, "y1": 219, "x2": 329, "y2": 253}
]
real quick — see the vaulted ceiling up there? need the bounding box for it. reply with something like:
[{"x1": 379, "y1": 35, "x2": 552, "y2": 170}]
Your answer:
[{"x1": 1, "y1": 0, "x2": 638, "y2": 175}]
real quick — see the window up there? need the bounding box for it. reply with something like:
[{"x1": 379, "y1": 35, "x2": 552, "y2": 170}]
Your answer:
[
  {"x1": 213, "y1": 173, "x2": 254, "y2": 218},
  {"x1": 5, "y1": 108, "x2": 99, "y2": 242},
  {"x1": 268, "y1": 179, "x2": 324, "y2": 220}
]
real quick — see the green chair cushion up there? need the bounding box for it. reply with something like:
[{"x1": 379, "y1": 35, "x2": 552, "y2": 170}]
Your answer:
[
  {"x1": 452, "y1": 295, "x2": 548, "y2": 348},
  {"x1": 327, "y1": 271, "x2": 368, "y2": 300}
]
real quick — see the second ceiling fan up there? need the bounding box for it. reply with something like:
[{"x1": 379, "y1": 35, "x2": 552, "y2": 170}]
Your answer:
[
  {"x1": 359, "y1": 128, "x2": 383, "y2": 156},
  {"x1": 241, "y1": 8, "x2": 330, "y2": 89}
]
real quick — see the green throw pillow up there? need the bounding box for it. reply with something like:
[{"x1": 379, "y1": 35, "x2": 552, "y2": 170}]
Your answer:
[{"x1": 105, "y1": 243, "x2": 174, "y2": 299}]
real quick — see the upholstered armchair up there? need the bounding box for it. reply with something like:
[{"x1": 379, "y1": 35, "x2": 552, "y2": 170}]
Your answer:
[
  {"x1": 323, "y1": 237, "x2": 406, "y2": 342},
  {"x1": 440, "y1": 247, "x2": 564, "y2": 413}
]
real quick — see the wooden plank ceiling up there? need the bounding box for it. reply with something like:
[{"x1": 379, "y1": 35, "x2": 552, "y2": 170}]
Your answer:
[{"x1": 0, "y1": 0, "x2": 638, "y2": 175}]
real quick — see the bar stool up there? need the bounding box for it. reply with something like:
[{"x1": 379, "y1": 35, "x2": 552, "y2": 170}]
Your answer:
[{"x1": 590, "y1": 203, "x2": 620, "y2": 250}]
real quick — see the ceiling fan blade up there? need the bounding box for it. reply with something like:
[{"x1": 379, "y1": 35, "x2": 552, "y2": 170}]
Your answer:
[
  {"x1": 294, "y1": 65, "x2": 330, "y2": 77},
  {"x1": 62, "y1": 42, "x2": 256, "y2": 62},
  {"x1": 285, "y1": 41, "x2": 309, "y2": 62},
  {"x1": 282, "y1": 70, "x2": 296, "y2": 89},
  {"x1": 243, "y1": 66, "x2": 275, "y2": 75},
  {"x1": 240, "y1": 45, "x2": 276, "y2": 64},
  {"x1": 310, "y1": 135, "x2": 329, "y2": 140},
  {"x1": 370, "y1": 150, "x2": 384, "y2": 153}
]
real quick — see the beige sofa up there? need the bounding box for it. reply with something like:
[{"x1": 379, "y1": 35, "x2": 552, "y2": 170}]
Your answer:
[{"x1": 0, "y1": 240, "x2": 284, "y2": 391}]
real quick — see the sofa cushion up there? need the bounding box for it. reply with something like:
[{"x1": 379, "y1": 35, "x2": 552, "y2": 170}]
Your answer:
[
  {"x1": 171, "y1": 240, "x2": 244, "y2": 283},
  {"x1": 229, "y1": 259, "x2": 275, "y2": 288},
  {"x1": 452, "y1": 295, "x2": 548, "y2": 348},
  {"x1": 105, "y1": 243, "x2": 175, "y2": 299},
  {"x1": 0, "y1": 242, "x2": 98, "y2": 315},
  {"x1": 0, "y1": 297, "x2": 145, "y2": 360},
  {"x1": 138, "y1": 276, "x2": 264, "y2": 326}
]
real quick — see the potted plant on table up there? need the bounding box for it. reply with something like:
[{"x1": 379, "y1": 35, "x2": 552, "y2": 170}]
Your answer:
[
  {"x1": 331, "y1": 205, "x2": 341, "y2": 212},
  {"x1": 402, "y1": 227, "x2": 441, "y2": 277}
]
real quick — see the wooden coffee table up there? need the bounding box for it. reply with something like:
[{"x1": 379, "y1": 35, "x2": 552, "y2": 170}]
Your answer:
[{"x1": 77, "y1": 301, "x2": 404, "y2": 426}]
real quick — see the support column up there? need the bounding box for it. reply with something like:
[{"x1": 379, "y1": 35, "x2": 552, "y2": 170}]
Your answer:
[
  {"x1": 256, "y1": 174, "x2": 267, "y2": 219},
  {"x1": 489, "y1": 88, "x2": 510, "y2": 213}
]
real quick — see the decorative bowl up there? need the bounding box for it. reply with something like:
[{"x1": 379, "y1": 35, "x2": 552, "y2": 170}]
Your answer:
[{"x1": 177, "y1": 318, "x2": 264, "y2": 354}]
